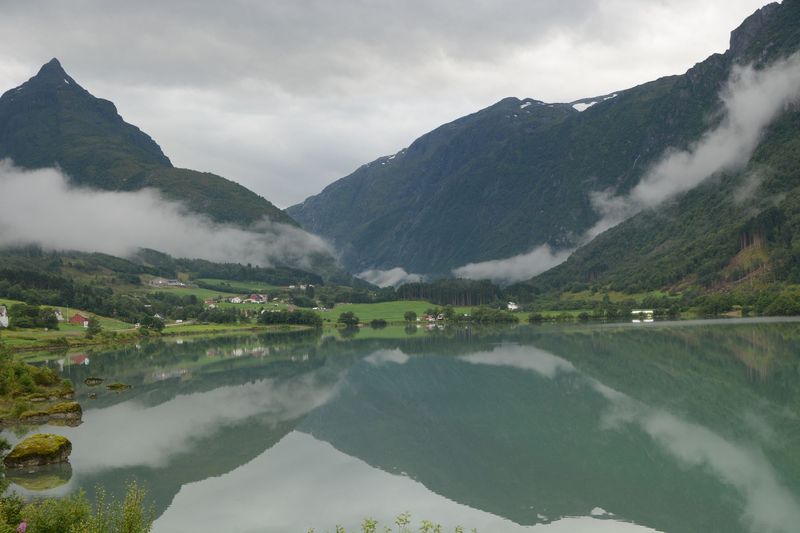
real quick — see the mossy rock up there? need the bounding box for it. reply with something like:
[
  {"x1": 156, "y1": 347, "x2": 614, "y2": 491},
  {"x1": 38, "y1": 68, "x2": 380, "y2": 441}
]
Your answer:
[
  {"x1": 106, "y1": 382, "x2": 131, "y2": 391},
  {"x1": 18, "y1": 402, "x2": 81, "y2": 425},
  {"x1": 18, "y1": 410, "x2": 50, "y2": 423},
  {"x1": 27, "y1": 393, "x2": 50, "y2": 403},
  {"x1": 25, "y1": 389, "x2": 74, "y2": 403},
  {"x1": 47, "y1": 401, "x2": 81, "y2": 416},
  {"x1": 3, "y1": 434, "x2": 72, "y2": 468},
  {"x1": 84, "y1": 377, "x2": 104, "y2": 386}
]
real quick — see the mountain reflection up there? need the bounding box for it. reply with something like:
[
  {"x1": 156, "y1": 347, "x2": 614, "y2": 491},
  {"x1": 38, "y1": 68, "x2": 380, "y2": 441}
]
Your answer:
[{"x1": 5, "y1": 319, "x2": 799, "y2": 533}]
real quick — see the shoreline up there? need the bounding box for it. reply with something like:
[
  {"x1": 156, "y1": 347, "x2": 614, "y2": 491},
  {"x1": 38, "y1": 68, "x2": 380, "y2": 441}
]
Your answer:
[{"x1": 2, "y1": 323, "x2": 316, "y2": 357}]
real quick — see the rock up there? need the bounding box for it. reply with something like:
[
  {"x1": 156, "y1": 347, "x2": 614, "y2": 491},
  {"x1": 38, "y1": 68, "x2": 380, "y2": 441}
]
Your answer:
[
  {"x1": 105, "y1": 382, "x2": 131, "y2": 391},
  {"x1": 3, "y1": 434, "x2": 72, "y2": 469},
  {"x1": 18, "y1": 402, "x2": 82, "y2": 426},
  {"x1": 728, "y1": 3, "x2": 781, "y2": 59},
  {"x1": 84, "y1": 377, "x2": 104, "y2": 386},
  {"x1": 46, "y1": 401, "x2": 82, "y2": 421},
  {"x1": 26, "y1": 389, "x2": 74, "y2": 403}
]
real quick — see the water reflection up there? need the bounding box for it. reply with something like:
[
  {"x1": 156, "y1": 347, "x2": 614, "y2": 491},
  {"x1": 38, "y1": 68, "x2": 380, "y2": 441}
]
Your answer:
[
  {"x1": 155, "y1": 431, "x2": 663, "y2": 533},
  {"x1": 4, "y1": 319, "x2": 800, "y2": 533},
  {"x1": 462, "y1": 343, "x2": 800, "y2": 533}
]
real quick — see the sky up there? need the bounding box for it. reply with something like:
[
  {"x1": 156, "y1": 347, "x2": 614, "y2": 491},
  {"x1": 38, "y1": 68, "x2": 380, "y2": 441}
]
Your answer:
[{"x1": 0, "y1": 0, "x2": 773, "y2": 208}]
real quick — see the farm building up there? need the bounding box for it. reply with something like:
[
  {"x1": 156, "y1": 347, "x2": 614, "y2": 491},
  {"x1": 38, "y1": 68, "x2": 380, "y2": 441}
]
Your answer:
[{"x1": 69, "y1": 313, "x2": 89, "y2": 327}]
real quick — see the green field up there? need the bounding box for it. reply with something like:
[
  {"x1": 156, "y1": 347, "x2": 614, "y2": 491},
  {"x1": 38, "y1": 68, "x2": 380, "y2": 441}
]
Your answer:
[
  {"x1": 136, "y1": 285, "x2": 240, "y2": 300},
  {"x1": 196, "y1": 278, "x2": 281, "y2": 293},
  {"x1": 0, "y1": 300, "x2": 132, "y2": 331},
  {"x1": 323, "y1": 300, "x2": 472, "y2": 323}
]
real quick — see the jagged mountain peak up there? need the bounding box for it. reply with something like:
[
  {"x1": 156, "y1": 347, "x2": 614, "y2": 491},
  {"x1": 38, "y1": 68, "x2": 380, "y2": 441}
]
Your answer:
[
  {"x1": 21, "y1": 58, "x2": 79, "y2": 91},
  {"x1": 36, "y1": 57, "x2": 68, "y2": 77},
  {"x1": 0, "y1": 58, "x2": 298, "y2": 228}
]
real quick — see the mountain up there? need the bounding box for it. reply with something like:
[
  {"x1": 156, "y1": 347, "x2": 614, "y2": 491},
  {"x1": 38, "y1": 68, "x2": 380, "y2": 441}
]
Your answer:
[
  {"x1": 513, "y1": 0, "x2": 800, "y2": 296},
  {"x1": 0, "y1": 58, "x2": 295, "y2": 227},
  {"x1": 288, "y1": 1, "x2": 797, "y2": 279}
]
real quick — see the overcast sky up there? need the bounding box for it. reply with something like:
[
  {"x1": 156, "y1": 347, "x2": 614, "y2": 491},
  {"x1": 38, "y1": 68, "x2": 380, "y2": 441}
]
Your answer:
[{"x1": 0, "y1": 0, "x2": 772, "y2": 208}]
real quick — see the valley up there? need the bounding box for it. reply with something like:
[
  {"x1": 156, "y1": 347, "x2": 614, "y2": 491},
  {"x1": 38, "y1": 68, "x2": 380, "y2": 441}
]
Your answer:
[{"x1": 0, "y1": 1, "x2": 799, "y2": 532}]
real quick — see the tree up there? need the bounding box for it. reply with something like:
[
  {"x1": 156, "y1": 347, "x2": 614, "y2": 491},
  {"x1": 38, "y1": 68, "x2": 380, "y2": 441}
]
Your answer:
[
  {"x1": 140, "y1": 315, "x2": 165, "y2": 332},
  {"x1": 337, "y1": 311, "x2": 359, "y2": 327},
  {"x1": 85, "y1": 316, "x2": 102, "y2": 338},
  {"x1": 403, "y1": 311, "x2": 417, "y2": 322}
]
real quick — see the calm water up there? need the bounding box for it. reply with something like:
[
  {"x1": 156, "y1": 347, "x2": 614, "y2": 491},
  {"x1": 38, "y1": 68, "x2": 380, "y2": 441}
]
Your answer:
[{"x1": 6, "y1": 318, "x2": 800, "y2": 533}]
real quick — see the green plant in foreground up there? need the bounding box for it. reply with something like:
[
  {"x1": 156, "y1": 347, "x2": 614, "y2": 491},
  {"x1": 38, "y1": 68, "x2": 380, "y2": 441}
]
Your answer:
[
  {"x1": 5, "y1": 481, "x2": 153, "y2": 533},
  {"x1": 317, "y1": 513, "x2": 465, "y2": 533}
]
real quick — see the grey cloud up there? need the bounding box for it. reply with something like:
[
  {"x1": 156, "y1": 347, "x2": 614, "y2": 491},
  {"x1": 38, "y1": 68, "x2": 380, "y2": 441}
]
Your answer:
[
  {"x1": 0, "y1": 161, "x2": 333, "y2": 269},
  {"x1": 0, "y1": 1, "x2": 769, "y2": 206}
]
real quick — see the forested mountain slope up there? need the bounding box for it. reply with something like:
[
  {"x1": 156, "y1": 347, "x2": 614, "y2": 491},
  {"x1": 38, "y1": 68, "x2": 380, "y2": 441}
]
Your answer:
[
  {"x1": 0, "y1": 58, "x2": 295, "y2": 227},
  {"x1": 289, "y1": 1, "x2": 796, "y2": 278}
]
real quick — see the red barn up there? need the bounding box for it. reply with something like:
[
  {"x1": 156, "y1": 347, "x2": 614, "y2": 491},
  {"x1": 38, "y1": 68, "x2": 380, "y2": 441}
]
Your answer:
[{"x1": 69, "y1": 313, "x2": 89, "y2": 326}]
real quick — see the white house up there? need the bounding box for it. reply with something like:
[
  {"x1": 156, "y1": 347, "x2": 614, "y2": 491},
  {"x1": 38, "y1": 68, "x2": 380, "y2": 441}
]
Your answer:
[
  {"x1": 0, "y1": 306, "x2": 8, "y2": 328},
  {"x1": 229, "y1": 297, "x2": 243, "y2": 304},
  {"x1": 631, "y1": 309, "x2": 654, "y2": 323},
  {"x1": 507, "y1": 302, "x2": 520, "y2": 311}
]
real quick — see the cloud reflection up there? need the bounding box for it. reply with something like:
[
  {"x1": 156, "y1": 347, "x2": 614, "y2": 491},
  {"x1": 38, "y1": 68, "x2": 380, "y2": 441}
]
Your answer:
[
  {"x1": 459, "y1": 343, "x2": 800, "y2": 533},
  {"x1": 22, "y1": 372, "x2": 340, "y2": 476}
]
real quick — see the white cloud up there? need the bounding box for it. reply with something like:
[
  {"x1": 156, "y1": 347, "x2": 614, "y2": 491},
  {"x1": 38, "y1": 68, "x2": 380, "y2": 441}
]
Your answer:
[
  {"x1": 453, "y1": 51, "x2": 800, "y2": 284},
  {"x1": 589, "y1": 52, "x2": 800, "y2": 235},
  {"x1": 0, "y1": 161, "x2": 333, "y2": 269},
  {"x1": 452, "y1": 243, "x2": 573, "y2": 284},
  {"x1": 357, "y1": 267, "x2": 423, "y2": 287}
]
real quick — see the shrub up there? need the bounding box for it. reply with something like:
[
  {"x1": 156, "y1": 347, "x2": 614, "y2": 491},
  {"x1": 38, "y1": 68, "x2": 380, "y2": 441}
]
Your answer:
[{"x1": 337, "y1": 312, "x2": 359, "y2": 327}]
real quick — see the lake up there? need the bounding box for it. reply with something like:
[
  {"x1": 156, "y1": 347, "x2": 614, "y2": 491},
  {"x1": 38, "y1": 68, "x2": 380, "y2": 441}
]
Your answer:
[{"x1": 5, "y1": 318, "x2": 800, "y2": 533}]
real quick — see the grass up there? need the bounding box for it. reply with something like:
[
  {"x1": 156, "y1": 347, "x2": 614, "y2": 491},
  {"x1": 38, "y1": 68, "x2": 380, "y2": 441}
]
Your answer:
[
  {"x1": 196, "y1": 278, "x2": 281, "y2": 292},
  {"x1": 134, "y1": 286, "x2": 240, "y2": 300},
  {"x1": 214, "y1": 300, "x2": 291, "y2": 311},
  {"x1": 0, "y1": 300, "x2": 132, "y2": 331},
  {"x1": 56, "y1": 306, "x2": 131, "y2": 331},
  {"x1": 322, "y1": 301, "x2": 472, "y2": 323}
]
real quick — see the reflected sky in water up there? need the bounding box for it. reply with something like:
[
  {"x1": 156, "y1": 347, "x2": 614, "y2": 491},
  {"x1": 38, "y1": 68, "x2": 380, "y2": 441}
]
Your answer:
[
  {"x1": 156, "y1": 431, "x2": 663, "y2": 533},
  {"x1": 460, "y1": 343, "x2": 800, "y2": 533},
  {"x1": 5, "y1": 319, "x2": 800, "y2": 533}
]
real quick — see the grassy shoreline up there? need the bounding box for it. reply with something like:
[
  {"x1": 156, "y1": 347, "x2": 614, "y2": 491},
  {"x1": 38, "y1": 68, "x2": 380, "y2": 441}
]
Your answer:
[{"x1": 0, "y1": 322, "x2": 315, "y2": 356}]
